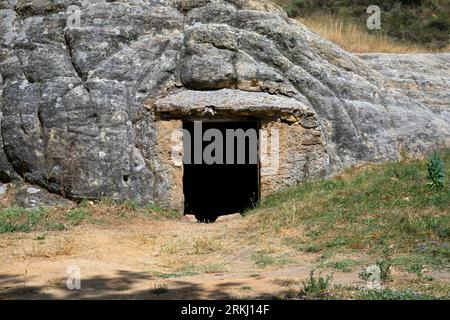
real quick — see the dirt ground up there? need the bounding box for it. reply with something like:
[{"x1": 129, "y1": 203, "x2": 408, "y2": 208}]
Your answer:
[{"x1": 0, "y1": 214, "x2": 447, "y2": 299}]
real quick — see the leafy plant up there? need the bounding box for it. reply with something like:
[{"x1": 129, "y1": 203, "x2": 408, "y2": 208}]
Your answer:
[
  {"x1": 299, "y1": 270, "x2": 334, "y2": 299},
  {"x1": 149, "y1": 283, "x2": 169, "y2": 295},
  {"x1": 377, "y1": 245, "x2": 393, "y2": 283},
  {"x1": 427, "y1": 153, "x2": 445, "y2": 190}
]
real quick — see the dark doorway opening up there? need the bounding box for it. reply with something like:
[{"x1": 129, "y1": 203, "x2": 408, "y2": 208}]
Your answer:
[{"x1": 183, "y1": 121, "x2": 260, "y2": 223}]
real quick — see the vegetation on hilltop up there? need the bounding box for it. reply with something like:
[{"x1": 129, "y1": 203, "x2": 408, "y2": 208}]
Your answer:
[{"x1": 273, "y1": 0, "x2": 450, "y2": 52}]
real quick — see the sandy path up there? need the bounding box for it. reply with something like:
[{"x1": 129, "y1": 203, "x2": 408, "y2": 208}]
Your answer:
[{"x1": 0, "y1": 215, "x2": 444, "y2": 299}]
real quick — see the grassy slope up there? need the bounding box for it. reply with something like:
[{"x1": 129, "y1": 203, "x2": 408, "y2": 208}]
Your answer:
[
  {"x1": 245, "y1": 151, "x2": 450, "y2": 273},
  {"x1": 272, "y1": 0, "x2": 450, "y2": 53},
  {"x1": 297, "y1": 15, "x2": 432, "y2": 53},
  {"x1": 0, "y1": 196, "x2": 182, "y2": 234}
]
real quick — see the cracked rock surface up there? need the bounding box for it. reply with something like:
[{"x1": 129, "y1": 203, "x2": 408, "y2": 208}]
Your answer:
[{"x1": 0, "y1": 0, "x2": 449, "y2": 203}]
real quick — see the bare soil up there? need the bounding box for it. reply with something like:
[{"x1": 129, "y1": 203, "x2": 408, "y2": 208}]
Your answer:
[{"x1": 0, "y1": 214, "x2": 447, "y2": 299}]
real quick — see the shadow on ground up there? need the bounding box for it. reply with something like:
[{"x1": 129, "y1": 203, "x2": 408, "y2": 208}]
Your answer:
[{"x1": 0, "y1": 271, "x2": 296, "y2": 300}]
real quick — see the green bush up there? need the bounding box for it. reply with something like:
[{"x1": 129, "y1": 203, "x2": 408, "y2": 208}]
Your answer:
[
  {"x1": 427, "y1": 153, "x2": 445, "y2": 190},
  {"x1": 299, "y1": 270, "x2": 334, "y2": 299},
  {"x1": 283, "y1": 0, "x2": 305, "y2": 17},
  {"x1": 377, "y1": 245, "x2": 393, "y2": 283}
]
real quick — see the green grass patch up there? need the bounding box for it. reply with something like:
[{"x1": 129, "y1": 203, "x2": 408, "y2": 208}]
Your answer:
[
  {"x1": 149, "y1": 265, "x2": 200, "y2": 279},
  {"x1": 45, "y1": 222, "x2": 66, "y2": 231},
  {"x1": 251, "y1": 251, "x2": 295, "y2": 268},
  {"x1": 358, "y1": 288, "x2": 442, "y2": 300},
  {"x1": 0, "y1": 197, "x2": 185, "y2": 234},
  {"x1": 247, "y1": 150, "x2": 450, "y2": 270},
  {"x1": 146, "y1": 204, "x2": 184, "y2": 220},
  {"x1": 0, "y1": 207, "x2": 48, "y2": 233},
  {"x1": 65, "y1": 208, "x2": 92, "y2": 226},
  {"x1": 324, "y1": 259, "x2": 361, "y2": 273}
]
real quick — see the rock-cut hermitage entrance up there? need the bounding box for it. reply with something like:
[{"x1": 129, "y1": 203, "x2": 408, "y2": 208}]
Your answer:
[{"x1": 146, "y1": 89, "x2": 328, "y2": 223}]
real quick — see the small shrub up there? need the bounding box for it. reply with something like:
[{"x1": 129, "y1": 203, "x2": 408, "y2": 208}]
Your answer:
[
  {"x1": 377, "y1": 246, "x2": 393, "y2": 283},
  {"x1": 299, "y1": 270, "x2": 334, "y2": 299},
  {"x1": 427, "y1": 153, "x2": 445, "y2": 190},
  {"x1": 149, "y1": 283, "x2": 169, "y2": 295}
]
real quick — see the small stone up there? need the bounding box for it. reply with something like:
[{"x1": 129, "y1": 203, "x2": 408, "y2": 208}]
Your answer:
[
  {"x1": 13, "y1": 183, "x2": 74, "y2": 209},
  {"x1": 26, "y1": 187, "x2": 40, "y2": 194}
]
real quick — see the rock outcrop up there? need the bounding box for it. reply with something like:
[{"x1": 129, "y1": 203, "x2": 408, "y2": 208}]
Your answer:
[{"x1": 0, "y1": 0, "x2": 449, "y2": 204}]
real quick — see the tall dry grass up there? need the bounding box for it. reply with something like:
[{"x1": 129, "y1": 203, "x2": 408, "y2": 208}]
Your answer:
[{"x1": 299, "y1": 15, "x2": 449, "y2": 54}]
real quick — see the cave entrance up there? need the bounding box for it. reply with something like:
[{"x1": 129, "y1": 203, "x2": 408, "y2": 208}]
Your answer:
[{"x1": 183, "y1": 121, "x2": 260, "y2": 223}]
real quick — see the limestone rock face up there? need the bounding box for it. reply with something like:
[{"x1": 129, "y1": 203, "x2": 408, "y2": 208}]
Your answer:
[
  {"x1": 0, "y1": 0, "x2": 449, "y2": 204},
  {"x1": 359, "y1": 53, "x2": 450, "y2": 116},
  {"x1": 12, "y1": 182, "x2": 74, "y2": 209}
]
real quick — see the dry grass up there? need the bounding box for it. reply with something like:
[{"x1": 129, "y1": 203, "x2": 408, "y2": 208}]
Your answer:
[
  {"x1": 191, "y1": 234, "x2": 224, "y2": 255},
  {"x1": 0, "y1": 184, "x2": 16, "y2": 209},
  {"x1": 51, "y1": 236, "x2": 76, "y2": 256},
  {"x1": 299, "y1": 14, "x2": 449, "y2": 54},
  {"x1": 44, "y1": 277, "x2": 66, "y2": 288},
  {"x1": 200, "y1": 263, "x2": 229, "y2": 274},
  {"x1": 159, "y1": 238, "x2": 187, "y2": 255},
  {"x1": 19, "y1": 235, "x2": 76, "y2": 258}
]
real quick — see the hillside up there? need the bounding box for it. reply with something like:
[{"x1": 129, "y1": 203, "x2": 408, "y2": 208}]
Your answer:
[{"x1": 273, "y1": 0, "x2": 450, "y2": 52}]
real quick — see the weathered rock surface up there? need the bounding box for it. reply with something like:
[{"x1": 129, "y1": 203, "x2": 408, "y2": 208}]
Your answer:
[
  {"x1": 11, "y1": 182, "x2": 73, "y2": 209},
  {"x1": 359, "y1": 53, "x2": 450, "y2": 117},
  {"x1": 0, "y1": 0, "x2": 449, "y2": 204}
]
